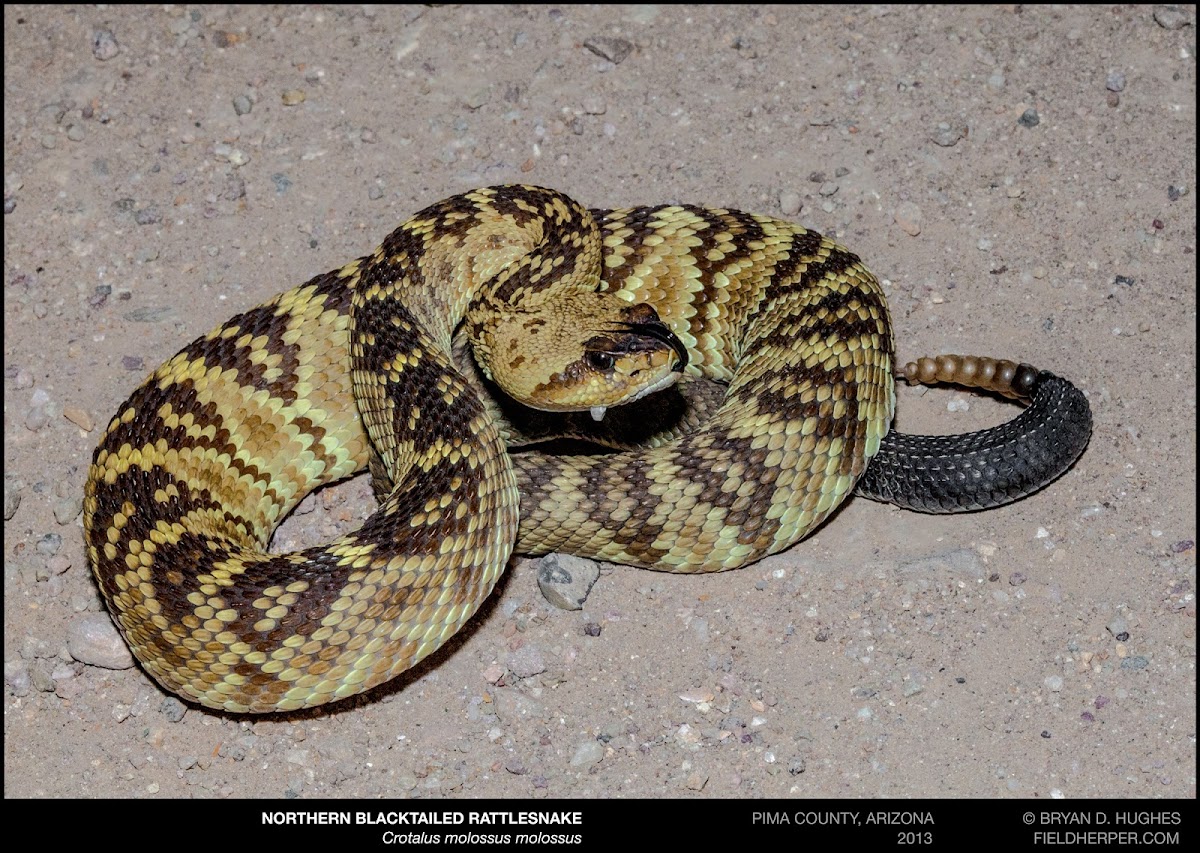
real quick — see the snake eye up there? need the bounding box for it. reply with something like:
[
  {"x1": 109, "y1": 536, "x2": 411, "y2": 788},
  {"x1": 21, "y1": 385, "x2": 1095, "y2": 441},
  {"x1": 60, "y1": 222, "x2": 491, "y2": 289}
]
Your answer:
[{"x1": 585, "y1": 351, "x2": 615, "y2": 371}]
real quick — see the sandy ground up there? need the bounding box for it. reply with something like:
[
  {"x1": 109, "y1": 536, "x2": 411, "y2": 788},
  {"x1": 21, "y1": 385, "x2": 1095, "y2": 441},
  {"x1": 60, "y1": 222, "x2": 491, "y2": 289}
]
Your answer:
[{"x1": 3, "y1": 5, "x2": 1195, "y2": 800}]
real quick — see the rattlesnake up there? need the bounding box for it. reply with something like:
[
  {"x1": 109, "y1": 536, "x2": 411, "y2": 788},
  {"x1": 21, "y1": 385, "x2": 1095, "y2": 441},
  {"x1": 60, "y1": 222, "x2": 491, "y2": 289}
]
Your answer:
[{"x1": 84, "y1": 185, "x2": 1090, "y2": 713}]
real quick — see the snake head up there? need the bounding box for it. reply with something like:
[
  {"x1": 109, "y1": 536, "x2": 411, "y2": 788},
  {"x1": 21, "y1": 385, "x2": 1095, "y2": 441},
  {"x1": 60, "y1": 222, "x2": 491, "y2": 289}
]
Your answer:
[
  {"x1": 474, "y1": 299, "x2": 687, "y2": 417},
  {"x1": 578, "y1": 304, "x2": 689, "y2": 419}
]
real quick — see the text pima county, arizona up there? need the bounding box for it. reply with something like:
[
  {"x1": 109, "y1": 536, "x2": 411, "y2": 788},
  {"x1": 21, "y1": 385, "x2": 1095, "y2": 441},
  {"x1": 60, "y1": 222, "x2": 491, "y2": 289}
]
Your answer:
[{"x1": 359, "y1": 812, "x2": 582, "y2": 826}]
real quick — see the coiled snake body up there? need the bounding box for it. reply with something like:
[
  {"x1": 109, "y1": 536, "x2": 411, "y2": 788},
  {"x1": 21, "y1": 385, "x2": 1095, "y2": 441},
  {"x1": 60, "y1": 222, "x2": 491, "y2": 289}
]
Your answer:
[{"x1": 84, "y1": 186, "x2": 1090, "y2": 712}]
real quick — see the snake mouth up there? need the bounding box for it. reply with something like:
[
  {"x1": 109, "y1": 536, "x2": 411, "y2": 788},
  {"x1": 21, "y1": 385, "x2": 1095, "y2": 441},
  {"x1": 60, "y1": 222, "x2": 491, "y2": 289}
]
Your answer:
[{"x1": 611, "y1": 320, "x2": 689, "y2": 372}]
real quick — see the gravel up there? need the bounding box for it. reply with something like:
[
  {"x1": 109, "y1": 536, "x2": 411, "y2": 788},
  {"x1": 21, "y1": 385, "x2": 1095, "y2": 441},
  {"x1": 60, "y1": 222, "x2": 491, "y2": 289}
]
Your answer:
[
  {"x1": 3, "y1": 3, "x2": 1192, "y2": 803},
  {"x1": 4, "y1": 475, "x2": 23, "y2": 520},
  {"x1": 569, "y1": 739, "x2": 605, "y2": 768},
  {"x1": 582, "y1": 36, "x2": 633, "y2": 64},
  {"x1": 91, "y1": 29, "x2": 120, "y2": 61},
  {"x1": 68, "y1": 614, "x2": 136, "y2": 670},
  {"x1": 535, "y1": 553, "x2": 601, "y2": 610}
]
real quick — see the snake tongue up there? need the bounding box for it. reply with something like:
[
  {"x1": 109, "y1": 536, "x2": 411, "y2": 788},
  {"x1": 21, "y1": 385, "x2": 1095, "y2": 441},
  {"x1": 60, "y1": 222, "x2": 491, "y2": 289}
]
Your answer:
[{"x1": 590, "y1": 406, "x2": 607, "y2": 422}]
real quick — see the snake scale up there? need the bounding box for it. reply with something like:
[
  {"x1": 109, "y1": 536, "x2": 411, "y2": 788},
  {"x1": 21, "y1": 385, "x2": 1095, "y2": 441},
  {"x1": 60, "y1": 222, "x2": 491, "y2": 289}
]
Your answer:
[{"x1": 84, "y1": 185, "x2": 1091, "y2": 713}]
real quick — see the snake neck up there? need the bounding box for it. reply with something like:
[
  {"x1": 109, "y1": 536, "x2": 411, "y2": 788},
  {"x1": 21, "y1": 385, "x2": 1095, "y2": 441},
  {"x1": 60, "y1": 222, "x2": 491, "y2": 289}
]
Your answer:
[{"x1": 353, "y1": 185, "x2": 602, "y2": 350}]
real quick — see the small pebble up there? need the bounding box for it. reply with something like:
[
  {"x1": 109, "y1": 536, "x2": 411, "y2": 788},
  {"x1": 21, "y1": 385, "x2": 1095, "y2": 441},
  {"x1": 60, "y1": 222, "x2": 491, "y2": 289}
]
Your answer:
[
  {"x1": 1018, "y1": 108, "x2": 1040, "y2": 128},
  {"x1": 536, "y1": 553, "x2": 600, "y2": 610},
  {"x1": 232, "y1": 95, "x2": 253, "y2": 116},
  {"x1": 506, "y1": 645, "x2": 546, "y2": 679},
  {"x1": 1153, "y1": 5, "x2": 1191, "y2": 30},
  {"x1": 583, "y1": 36, "x2": 633, "y2": 65},
  {"x1": 52, "y1": 496, "x2": 79, "y2": 523},
  {"x1": 29, "y1": 662, "x2": 54, "y2": 693},
  {"x1": 1106, "y1": 615, "x2": 1129, "y2": 639},
  {"x1": 930, "y1": 121, "x2": 967, "y2": 147},
  {"x1": 22, "y1": 636, "x2": 51, "y2": 659},
  {"x1": 582, "y1": 96, "x2": 607, "y2": 115},
  {"x1": 5, "y1": 659, "x2": 31, "y2": 697},
  {"x1": 779, "y1": 189, "x2": 802, "y2": 217},
  {"x1": 893, "y1": 201, "x2": 922, "y2": 236},
  {"x1": 464, "y1": 87, "x2": 490, "y2": 110},
  {"x1": 168, "y1": 15, "x2": 193, "y2": 36},
  {"x1": 125, "y1": 306, "x2": 175, "y2": 323},
  {"x1": 36, "y1": 533, "x2": 63, "y2": 556},
  {"x1": 281, "y1": 90, "x2": 306, "y2": 106},
  {"x1": 134, "y1": 207, "x2": 162, "y2": 226},
  {"x1": 482, "y1": 662, "x2": 506, "y2": 684},
  {"x1": 1044, "y1": 675, "x2": 1064, "y2": 692},
  {"x1": 68, "y1": 614, "x2": 136, "y2": 669},
  {"x1": 679, "y1": 688, "x2": 715, "y2": 704},
  {"x1": 52, "y1": 662, "x2": 82, "y2": 700},
  {"x1": 63, "y1": 406, "x2": 93, "y2": 432},
  {"x1": 223, "y1": 175, "x2": 246, "y2": 201},
  {"x1": 1105, "y1": 71, "x2": 1127, "y2": 92},
  {"x1": 214, "y1": 31, "x2": 243, "y2": 48},
  {"x1": 569, "y1": 739, "x2": 605, "y2": 768},
  {"x1": 91, "y1": 29, "x2": 120, "y2": 61},
  {"x1": 4, "y1": 475, "x2": 25, "y2": 520}
]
